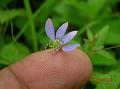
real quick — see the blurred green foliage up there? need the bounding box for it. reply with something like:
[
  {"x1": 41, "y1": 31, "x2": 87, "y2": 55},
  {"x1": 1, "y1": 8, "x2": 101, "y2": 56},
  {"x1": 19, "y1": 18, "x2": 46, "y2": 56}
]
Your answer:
[{"x1": 0, "y1": 0, "x2": 120, "y2": 89}]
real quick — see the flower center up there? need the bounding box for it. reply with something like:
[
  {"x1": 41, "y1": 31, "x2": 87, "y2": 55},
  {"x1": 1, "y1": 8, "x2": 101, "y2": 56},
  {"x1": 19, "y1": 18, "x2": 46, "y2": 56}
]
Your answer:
[{"x1": 53, "y1": 39, "x2": 63, "y2": 48}]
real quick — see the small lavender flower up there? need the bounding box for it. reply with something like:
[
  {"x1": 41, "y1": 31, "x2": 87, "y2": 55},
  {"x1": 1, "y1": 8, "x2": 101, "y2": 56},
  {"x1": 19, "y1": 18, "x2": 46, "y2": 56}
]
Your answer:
[{"x1": 45, "y1": 18, "x2": 80, "y2": 52}]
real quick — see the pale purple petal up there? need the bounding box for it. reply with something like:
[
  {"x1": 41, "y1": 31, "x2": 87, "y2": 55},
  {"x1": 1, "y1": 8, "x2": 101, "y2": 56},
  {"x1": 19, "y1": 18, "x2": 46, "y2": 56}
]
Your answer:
[
  {"x1": 56, "y1": 22, "x2": 68, "y2": 39},
  {"x1": 62, "y1": 31, "x2": 78, "y2": 44},
  {"x1": 62, "y1": 44, "x2": 80, "y2": 52},
  {"x1": 45, "y1": 18, "x2": 55, "y2": 41}
]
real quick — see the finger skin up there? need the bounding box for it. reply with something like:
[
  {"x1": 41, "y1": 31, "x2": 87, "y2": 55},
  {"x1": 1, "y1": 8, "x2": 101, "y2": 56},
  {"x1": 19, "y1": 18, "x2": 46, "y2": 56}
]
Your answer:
[{"x1": 0, "y1": 49, "x2": 92, "y2": 89}]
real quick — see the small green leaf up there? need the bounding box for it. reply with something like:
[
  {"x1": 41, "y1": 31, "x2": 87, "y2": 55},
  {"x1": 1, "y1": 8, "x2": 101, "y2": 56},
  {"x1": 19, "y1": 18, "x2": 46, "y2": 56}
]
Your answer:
[
  {"x1": 0, "y1": 43, "x2": 30, "y2": 66},
  {"x1": 105, "y1": 19, "x2": 120, "y2": 44},
  {"x1": 0, "y1": 9, "x2": 23, "y2": 24},
  {"x1": 95, "y1": 71, "x2": 120, "y2": 89},
  {"x1": 95, "y1": 25, "x2": 109, "y2": 47},
  {"x1": 87, "y1": 28, "x2": 94, "y2": 41},
  {"x1": 15, "y1": 43, "x2": 30, "y2": 57},
  {"x1": 88, "y1": 0, "x2": 107, "y2": 12},
  {"x1": 91, "y1": 50, "x2": 117, "y2": 66},
  {"x1": 54, "y1": 0, "x2": 89, "y2": 26},
  {"x1": 91, "y1": 72, "x2": 111, "y2": 84},
  {"x1": 82, "y1": 39, "x2": 91, "y2": 53}
]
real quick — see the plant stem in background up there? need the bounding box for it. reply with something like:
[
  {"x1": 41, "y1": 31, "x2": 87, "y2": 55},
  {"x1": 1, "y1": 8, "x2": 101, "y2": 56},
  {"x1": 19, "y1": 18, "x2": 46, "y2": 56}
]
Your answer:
[
  {"x1": 23, "y1": 0, "x2": 38, "y2": 51},
  {"x1": 15, "y1": 7, "x2": 41, "y2": 41},
  {"x1": 15, "y1": 0, "x2": 56, "y2": 42},
  {"x1": 3, "y1": 22, "x2": 9, "y2": 37},
  {"x1": 0, "y1": 24, "x2": 3, "y2": 37},
  {"x1": 10, "y1": 21, "x2": 16, "y2": 42},
  {"x1": 77, "y1": 20, "x2": 100, "y2": 37}
]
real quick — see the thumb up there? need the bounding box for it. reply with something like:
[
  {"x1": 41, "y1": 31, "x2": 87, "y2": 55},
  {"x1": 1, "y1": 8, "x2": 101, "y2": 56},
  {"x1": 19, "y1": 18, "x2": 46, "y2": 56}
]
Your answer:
[{"x1": 0, "y1": 49, "x2": 92, "y2": 89}]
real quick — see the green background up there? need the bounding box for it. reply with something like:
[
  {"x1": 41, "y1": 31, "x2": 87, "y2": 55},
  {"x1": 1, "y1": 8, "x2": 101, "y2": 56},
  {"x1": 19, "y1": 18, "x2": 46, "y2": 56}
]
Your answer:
[{"x1": 0, "y1": 0, "x2": 120, "y2": 89}]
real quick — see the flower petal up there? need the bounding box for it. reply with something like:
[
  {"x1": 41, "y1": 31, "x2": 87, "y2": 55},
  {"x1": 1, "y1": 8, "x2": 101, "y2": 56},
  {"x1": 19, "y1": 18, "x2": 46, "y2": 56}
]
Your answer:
[
  {"x1": 62, "y1": 44, "x2": 80, "y2": 52},
  {"x1": 45, "y1": 18, "x2": 55, "y2": 41},
  {"x1": 62, "y1": 31, "x2": 78, "y2": 44},
  {"x1": 56, "y1": 22, "x2": 68, "y2": 39}
]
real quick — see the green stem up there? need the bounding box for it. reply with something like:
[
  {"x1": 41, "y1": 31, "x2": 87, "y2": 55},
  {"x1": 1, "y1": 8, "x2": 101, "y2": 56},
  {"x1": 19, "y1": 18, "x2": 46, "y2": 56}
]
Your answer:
[
  {"x1": 15, "y1": 23, "x2": 28, "y2": 40},
  {"x1": 3, "y1": 22, "x2": 9, "y2": 37},
  {"x1": 10, "y1": 20, "x2": 17, "y2": 42},
  {"x1": 0, "y1": 24, "x2": 3, "y2": 36},
  {"x1": 15, "y1": 1, "x2": 41, "y2": 41},
  {"x1": 23, "y1": 0, "x2": 38, "y2": 51},
  {"x1": 15, "y1": 9, "x2": 41, "y2": 41}
]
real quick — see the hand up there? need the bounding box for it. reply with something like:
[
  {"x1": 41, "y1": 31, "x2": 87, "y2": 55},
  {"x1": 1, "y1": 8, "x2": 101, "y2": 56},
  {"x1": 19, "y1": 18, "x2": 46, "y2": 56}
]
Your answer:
[{"x1": 0, "y1": 49, "x2": 92, "y2": 89}]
